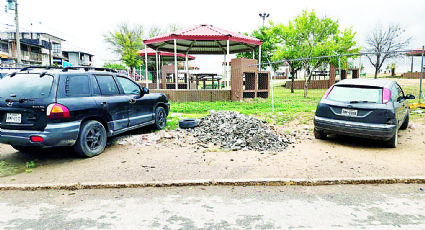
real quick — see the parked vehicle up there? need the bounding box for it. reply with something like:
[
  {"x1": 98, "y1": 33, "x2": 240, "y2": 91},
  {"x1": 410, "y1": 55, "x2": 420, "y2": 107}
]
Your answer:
[
  {"x1": 0, "y1": 68, "x2": 20, "y2": 79},
  {"x1": 314, "y1": 79, "x2": 415, "y2": 148},
  {"x1": 0, "y1": 67, "x2": 170, "y2": 157}
]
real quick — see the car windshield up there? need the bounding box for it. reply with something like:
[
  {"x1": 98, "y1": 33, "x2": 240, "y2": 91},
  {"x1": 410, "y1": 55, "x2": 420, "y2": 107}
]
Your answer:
[
  {"x1": 0, "y1": 73, "x2": 53, "y2": 99},
  {"x1": 327, "y1": 85, "x2": 382, "y2": 104}
]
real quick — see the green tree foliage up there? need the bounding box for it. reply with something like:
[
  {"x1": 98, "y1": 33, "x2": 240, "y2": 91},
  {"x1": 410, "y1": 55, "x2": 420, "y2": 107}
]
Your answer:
[
  {"x1": 270, "y1": 10, "x2": 358, "y2": 97},
  {"x1": 102, "y1": 62, "x2": 127, "y2": 70},
  {"x1": 237, "y1": 25, "x2": 278, "y2": 70},
  {"x1": 104, "y1": 23, "x2": 144, "y2": 75}
]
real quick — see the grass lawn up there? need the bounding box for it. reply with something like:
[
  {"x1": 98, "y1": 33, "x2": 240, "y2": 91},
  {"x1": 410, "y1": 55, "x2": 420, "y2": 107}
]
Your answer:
[
  {"x1": 165, "y1": 77, "x2": 425, "y2": 130},
  {"x1": 166, "y1": 84, "x2": 326, "y2": 129}
]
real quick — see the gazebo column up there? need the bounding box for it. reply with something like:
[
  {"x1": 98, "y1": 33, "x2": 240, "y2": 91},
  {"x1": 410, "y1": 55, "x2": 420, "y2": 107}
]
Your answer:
[
  {"x1": 144, "y1": 44, "x2": 148, "y2": 87},
  {"x1": 155, "y1": 50, "x2": 159, "y2": 89},
  {"x1": 411, "y1": 55, "x2": 414, "y2": 72},
  {"x1": 259, "y1": 45, "x2": 262, "y2": 71},
  {"x1": 174, "y1": 39, "x2": 178, "y2": 90},
  {"x1": 226, "y1": 39, "x2": 230, "y2": 89},
  {"x1": 185, "y1": 54, "x2": 189, "y2": 89}
]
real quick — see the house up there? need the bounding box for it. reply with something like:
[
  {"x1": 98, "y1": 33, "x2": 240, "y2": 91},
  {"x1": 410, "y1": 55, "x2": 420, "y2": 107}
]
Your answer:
[
  {"x1": 62, "y1": 50, "x2": 94, "y2": 66},
  {"x1": 0, "y1": 32, "x2": 65, "y2": 67}
]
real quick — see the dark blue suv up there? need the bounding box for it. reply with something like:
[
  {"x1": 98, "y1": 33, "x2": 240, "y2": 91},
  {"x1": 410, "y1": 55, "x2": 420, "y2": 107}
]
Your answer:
[
  {"x1": 0, "y1": 67, "x2": 169, "y2": 157},
  {"x1": 314, "y1": 79, "x2": 415, "y2": 148}
]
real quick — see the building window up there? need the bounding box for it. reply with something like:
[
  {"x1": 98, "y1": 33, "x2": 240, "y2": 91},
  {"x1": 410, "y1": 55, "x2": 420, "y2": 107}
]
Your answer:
[{"x1": 52, "y1": 43, "x2": 61, "y2": 55}]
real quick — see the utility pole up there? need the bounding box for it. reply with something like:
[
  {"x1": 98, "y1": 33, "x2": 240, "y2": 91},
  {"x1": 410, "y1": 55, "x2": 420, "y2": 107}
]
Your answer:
[
  {"x1": 259, "y1": 12, "x2": 270, "y2": 27},
  {"x1": 8, "y1": 0, "x2": 21, "y2": 65}
]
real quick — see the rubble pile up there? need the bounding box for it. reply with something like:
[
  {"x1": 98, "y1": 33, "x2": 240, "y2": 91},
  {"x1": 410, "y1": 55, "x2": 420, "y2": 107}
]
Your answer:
[{"x1": 188, "y1": 111, "x2": 295, "y2": 152}]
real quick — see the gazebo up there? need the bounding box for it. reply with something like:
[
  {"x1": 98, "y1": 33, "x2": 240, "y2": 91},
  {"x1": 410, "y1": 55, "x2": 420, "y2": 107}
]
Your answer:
[
  {"x1": 143, "y1": 24, "x2": 263, "y2": 89},
  {"x1": 137, "y1": 47, "x2": 195, "y2": 88},
  {"x1": 406, "y1": 48, "x2": 425, "y2": 72}
]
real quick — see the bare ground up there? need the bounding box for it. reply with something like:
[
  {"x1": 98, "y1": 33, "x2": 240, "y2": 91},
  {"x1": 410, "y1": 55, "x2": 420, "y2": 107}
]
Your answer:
[{"x1": 0, "y1": 119, "x2": 424, "y2": 185}]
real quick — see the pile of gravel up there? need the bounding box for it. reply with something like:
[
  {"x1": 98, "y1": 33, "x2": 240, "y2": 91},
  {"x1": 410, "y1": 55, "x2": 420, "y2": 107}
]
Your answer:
[{"x1": 188, "y1": 111, "x2": 294, "y2": 152}]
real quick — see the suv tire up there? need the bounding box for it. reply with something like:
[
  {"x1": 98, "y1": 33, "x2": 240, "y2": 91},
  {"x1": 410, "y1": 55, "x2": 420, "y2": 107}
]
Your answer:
[
  {"x1": 74, "y1": 120, "x2": 107, "y2": 157},
  {"x1": 153, "y1": 107, "x2": 167, "y2": 130},
  {"x1": 179, "y1": 118, "x2": 200, "y2": 129}
]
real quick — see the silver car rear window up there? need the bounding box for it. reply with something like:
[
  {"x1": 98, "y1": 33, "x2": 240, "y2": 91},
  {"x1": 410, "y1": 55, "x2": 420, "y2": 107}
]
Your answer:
[{"x1": 327, "y1": 86, "x2": 382, "y2": 103}]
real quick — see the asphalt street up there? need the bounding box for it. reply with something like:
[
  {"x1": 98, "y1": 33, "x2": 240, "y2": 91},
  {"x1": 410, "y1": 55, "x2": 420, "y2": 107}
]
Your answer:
[{"x1": 1, "y1": 184, "x2": 425, "y2": 229}]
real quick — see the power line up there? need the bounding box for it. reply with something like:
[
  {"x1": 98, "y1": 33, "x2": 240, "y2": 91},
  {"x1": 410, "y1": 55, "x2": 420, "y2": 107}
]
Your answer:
[{"x1": 251, "y1": 49, "x2": 421, "y2": 66}]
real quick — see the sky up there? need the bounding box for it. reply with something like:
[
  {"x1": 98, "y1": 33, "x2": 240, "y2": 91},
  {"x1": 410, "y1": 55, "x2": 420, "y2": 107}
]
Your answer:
[{"x1": 1, "y1": 0, "x2": 424, "y2": 73}]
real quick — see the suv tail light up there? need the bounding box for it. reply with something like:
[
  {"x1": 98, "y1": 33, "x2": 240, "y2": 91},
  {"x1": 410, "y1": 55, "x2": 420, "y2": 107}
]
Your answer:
[
  {"x1": 382, "y1": 88, "x2": 391, "y2": 104},
  {"x1": 47, "y1": 103, "x2": 70, "y2": 119},
  {"x1": 323, "y1": 85, "x2": 334, "y2": 99}
]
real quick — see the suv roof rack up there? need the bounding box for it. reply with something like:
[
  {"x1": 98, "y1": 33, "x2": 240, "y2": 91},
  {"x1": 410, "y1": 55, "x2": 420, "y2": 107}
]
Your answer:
[
  {"x1": 19, "y1": 66, "x2": 59, "y2": 72},
  {"x1": 62, "y1": 66, "x2": 117, "y2": 73}
]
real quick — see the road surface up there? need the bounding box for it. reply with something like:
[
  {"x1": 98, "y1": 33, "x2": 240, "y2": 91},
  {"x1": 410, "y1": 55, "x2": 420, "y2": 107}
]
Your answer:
[{"x1": 0, "y1": 184, "x2": 424, "y2": 229}]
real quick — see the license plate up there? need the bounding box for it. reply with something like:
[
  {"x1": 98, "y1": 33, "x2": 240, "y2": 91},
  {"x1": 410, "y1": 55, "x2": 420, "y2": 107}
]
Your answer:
[
  {"x1": 341, "y1": 109, "x2": 358, "y2": 117},
  {"x1": 6, "y1": 113, "x2": 21, "y2": 123}
]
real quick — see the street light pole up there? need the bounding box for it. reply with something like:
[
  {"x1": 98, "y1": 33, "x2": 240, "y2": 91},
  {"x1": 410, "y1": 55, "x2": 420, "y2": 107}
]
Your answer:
[
  {"x1": 258, "y1": 12, "x2": 270, "y2": 27},
  {"x1": 8, "y1": 0, "x2": 21, "y2": 65}
]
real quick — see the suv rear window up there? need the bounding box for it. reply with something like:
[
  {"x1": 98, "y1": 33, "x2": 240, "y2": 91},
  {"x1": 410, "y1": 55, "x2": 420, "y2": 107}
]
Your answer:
[
  {"x1": 66, "y1": 75, "x2": 90, "y2": 97},
  {"x1": 327, "y1": 86, "x2": 382, "y2": 104},
  {"x1": 0, "y1": 73, "x2": 53, "y2": 99}
]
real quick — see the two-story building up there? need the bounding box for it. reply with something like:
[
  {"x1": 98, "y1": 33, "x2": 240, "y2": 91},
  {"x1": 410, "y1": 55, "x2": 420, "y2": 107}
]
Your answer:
[
  {"x1": 62, "y1": 50, "x2": 94, "y2": 66},
  {"x1": 0, "y1": 32, "x2": 65, "y2": 67}
]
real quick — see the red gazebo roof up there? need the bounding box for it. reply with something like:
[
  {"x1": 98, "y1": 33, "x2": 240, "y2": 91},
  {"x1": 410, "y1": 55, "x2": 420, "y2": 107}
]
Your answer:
[
  {"x1": 137, "y1": 48, "x2": 195, "y2": 61},
  {"x1": 143, "y1": 24, "x2": 262, "y2": 55},
  {"x1": 406, "y1": 48, "x2": 424, "y2": 57}
]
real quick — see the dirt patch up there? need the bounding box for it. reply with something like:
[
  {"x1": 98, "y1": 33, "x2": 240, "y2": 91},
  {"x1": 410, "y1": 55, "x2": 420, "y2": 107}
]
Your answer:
[{"x1": 0, "y1": 117, "x2": 424, "y2": 185}]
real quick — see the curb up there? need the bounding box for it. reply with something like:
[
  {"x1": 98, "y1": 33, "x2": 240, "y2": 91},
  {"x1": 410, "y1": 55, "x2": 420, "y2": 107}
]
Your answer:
[{"x1": 1, "y1": 177, "x2": 425, "y2": 191}]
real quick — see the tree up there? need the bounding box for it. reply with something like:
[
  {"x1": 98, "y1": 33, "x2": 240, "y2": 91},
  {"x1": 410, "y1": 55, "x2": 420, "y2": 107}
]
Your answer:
[
  {"x1": 269, "y1": 22, "x2": 303, "y2": 93},
  {"x1": 270, "y1": 10, "x2": 358, "y2": 97},
  {"x1": 237, "y1": 25, "x2": 279, "y2": 70},
  {"x1": 365, "y1": 24, "x2": 411, "y2": 78},
  {"x1": 104, "y1": 23, "x2": 144, "y2": 75},
  {"x1": 103, "y1": 62, "x2": 127, "y2": 70}
]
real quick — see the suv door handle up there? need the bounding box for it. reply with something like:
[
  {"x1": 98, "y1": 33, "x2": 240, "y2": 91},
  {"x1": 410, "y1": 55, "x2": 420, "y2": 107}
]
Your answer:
[
  {"x1": 129, "y1": 99, "x2": 136, "y2": 104},
  {"x1": 101, "y1": 101, "x2": 107, "y2": 105}
]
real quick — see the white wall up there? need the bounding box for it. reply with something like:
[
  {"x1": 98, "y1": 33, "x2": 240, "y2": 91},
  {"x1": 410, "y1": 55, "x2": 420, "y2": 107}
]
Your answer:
[{"x1": 69, "y1": 53, "x2": 79, "y2": 66}]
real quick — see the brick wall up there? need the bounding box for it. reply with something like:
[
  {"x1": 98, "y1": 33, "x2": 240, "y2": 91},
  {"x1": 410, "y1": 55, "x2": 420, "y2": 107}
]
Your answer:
[
  {"x1": 285, "y1": 80, "x2": 330, "y2": 89},
  {"x1": 401, "y1": 72, "x2": 422, "y2": 79},
  {"x1": 150, "y1": 89, "x2": 231, "y2": 102}
]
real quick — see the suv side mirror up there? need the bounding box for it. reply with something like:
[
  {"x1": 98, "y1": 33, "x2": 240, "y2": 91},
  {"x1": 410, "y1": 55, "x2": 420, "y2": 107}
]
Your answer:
[
  {"x1": 141, "y1": 87, "x2": 149, "y2": 96},
  {"x1": 405, "y1": 94, "x2": 415, "y2": 100}
]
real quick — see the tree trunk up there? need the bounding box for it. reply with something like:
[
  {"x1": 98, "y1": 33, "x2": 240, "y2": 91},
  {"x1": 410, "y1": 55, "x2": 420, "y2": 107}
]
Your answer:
[
  {"x1": 290, "y1": 71, "x2": 295, "y2": 93},
  {"x1": 303, "y1": 71, "x2": 312, "y2": 98},
  {"x1": 374, "y1": 54, "x2": 381, "y2": 79}
]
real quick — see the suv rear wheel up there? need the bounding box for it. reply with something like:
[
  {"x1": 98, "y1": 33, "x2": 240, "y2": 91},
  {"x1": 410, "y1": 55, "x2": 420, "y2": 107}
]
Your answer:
[{"x1": 74, "y1": 120, "x2": 107, "y2": 157}]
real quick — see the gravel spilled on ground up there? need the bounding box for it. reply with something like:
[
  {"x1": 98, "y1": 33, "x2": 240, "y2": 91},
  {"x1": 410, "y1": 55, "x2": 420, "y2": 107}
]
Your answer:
[
  {"x1": 187, "y1": 111, "x2": 295, "y2": 152},
  {"x1": 115, "y1": 111, "x2": 295, "y2": 152}
]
